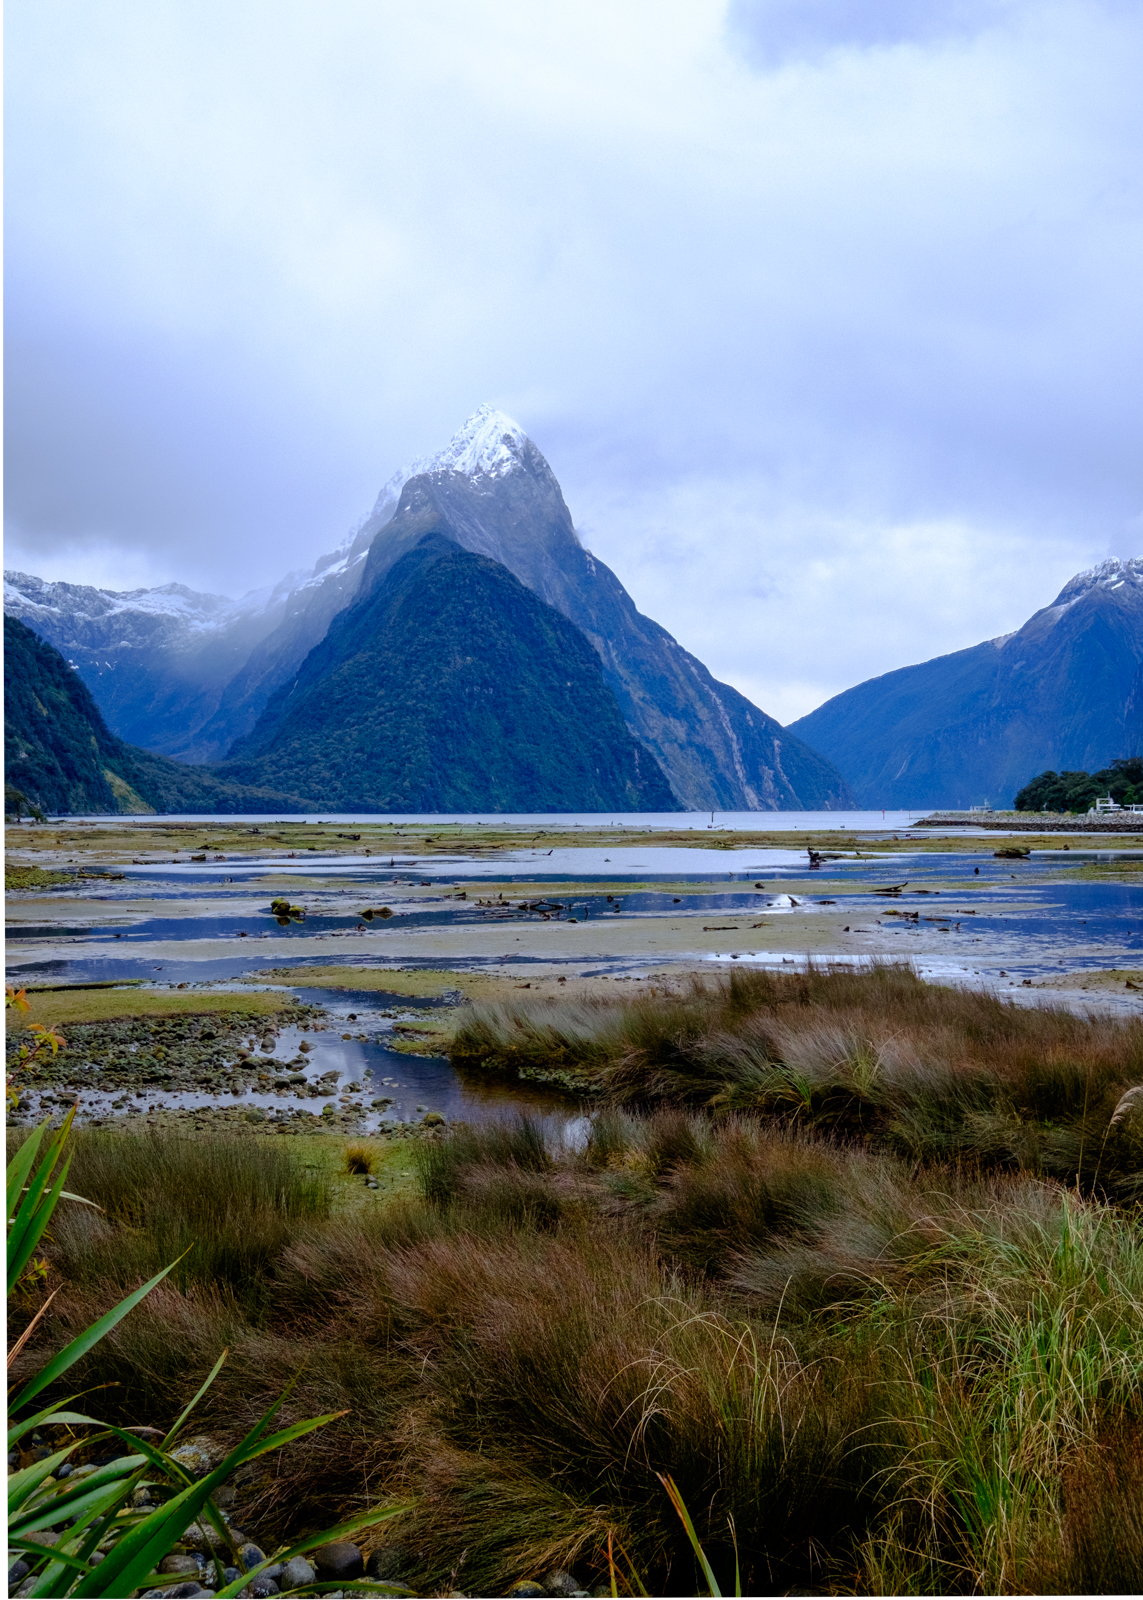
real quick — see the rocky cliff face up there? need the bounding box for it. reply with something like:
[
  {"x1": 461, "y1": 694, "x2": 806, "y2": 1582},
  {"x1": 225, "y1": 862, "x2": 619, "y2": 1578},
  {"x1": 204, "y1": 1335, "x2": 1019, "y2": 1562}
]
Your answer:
[
  {"x1": 789, "y1": 558, "x2": 1143, "y2": 808},
  {"x1": 222, "y1": 533, "x2": 679, "y2": 813}
]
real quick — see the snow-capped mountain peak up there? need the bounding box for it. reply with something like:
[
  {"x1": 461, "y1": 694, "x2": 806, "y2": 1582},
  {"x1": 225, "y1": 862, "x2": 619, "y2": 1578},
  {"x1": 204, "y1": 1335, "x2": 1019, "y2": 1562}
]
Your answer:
[
  {"x1": 1052, "y1": 557, "x2": 1143, "y2": 610},
  {"x1": 370, "y1": 404, "x2": 529, "y2": 519}
]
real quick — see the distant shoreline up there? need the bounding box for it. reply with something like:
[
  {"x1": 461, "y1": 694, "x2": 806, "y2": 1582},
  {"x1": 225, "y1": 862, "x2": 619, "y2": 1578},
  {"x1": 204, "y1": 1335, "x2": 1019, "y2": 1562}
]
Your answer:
[{"x1": 919, "y1": 812, "x2": 1143, "y2": 834}]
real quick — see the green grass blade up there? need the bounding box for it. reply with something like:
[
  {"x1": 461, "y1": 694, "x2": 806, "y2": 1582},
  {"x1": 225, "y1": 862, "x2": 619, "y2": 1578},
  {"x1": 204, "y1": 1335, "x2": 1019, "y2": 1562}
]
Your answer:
[
  {"x1": 68, "y1": 1383, "x2": 323, "y2": 1596},
  {"x1": 7, "y1": 1149, "x2": 72, "y2": 1294},
  {"x1": 161, "y1": 1348, "x2": 229, "y2": 1449},
  {"x1": 8, "y1": 1404, "x2": 100, "y2": 1450},
  {"x1": 224, "y1": 1409, "x2": 348, "y2": 1467},
  {"x1": 6, "y1": 1123, "x2": 46, "y2": 1224},
  {"x1": 11, "y1": 1458, "x2": 146, "y2": 1535},
  {"x1": 9, "y1": 1251, "x2": 188, "y2": 1413},
  {"x1": 7, "y1": 1538, "x2": 92, "y2": 1573},
  {"x1": 7, "y1": 1444, "x2": 84, "y2": 1511},
  {"x1": 657, "y1": 1473, "x2": 722, "y2": 1598}
]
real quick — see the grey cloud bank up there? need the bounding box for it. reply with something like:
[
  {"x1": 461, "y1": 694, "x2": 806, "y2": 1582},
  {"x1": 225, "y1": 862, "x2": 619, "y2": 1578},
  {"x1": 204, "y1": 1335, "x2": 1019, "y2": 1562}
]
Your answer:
[{"x1": 5, "y1": 0, "x2": 1141, "y2": 723}]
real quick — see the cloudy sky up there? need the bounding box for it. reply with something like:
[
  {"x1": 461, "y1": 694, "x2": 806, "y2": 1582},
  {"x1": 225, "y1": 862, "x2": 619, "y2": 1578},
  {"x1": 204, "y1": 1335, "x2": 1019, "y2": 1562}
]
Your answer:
[{"x1": 6, "y1": 0, "x2": 1142, "y2": 722}]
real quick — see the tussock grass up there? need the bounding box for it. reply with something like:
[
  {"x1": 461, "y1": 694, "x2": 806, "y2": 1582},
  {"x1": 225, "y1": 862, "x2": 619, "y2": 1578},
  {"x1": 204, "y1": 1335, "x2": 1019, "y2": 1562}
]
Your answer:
[
  {"x1": 36, "y1": 1130, "x2": 331, "y2": 1318},
  {"x1": 344, "y1": 1142, "x2": 374, "y2": 1174},
  {"x1": 14, "y1": 969, "x2": 1143, "y2": 1595},
  {"x1": 453, "y1": 963, "x2": 1143, "y2": 1187}
]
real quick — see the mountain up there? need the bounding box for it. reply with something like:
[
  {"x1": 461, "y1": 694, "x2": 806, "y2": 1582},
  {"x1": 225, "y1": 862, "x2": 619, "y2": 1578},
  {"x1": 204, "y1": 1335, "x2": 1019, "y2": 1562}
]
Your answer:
[
  {"x1": 220, "y1": 533, "x2": 678, "y2": 812},
  {"x1": 788, "y1": 558, "x2": 1143, "y2": 809},
  {"x1": 313, "y1": 407, "x2": 850, "y2": 811},
  {"x1": 3, "y1": 615, "x2": 318, "y2": 815},
  {"x1": 5, "y1": 406, "x2": 853, "y2": 811}
]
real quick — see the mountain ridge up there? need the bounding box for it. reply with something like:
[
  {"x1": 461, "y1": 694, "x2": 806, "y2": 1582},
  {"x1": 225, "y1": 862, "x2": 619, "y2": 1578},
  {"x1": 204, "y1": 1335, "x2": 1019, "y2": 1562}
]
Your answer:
[
  {"x1": 3, "y1": 615, "x2": 320, "y2": 815},
  {"x1": 789, "y1": 557, "x2": 1143, "y2": 808}
]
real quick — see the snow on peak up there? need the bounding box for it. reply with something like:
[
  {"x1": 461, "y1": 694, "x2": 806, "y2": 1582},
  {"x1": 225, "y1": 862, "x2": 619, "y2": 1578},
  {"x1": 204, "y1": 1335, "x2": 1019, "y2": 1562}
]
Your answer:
[
  {"x1": 370, "y1": 404, "x2": 530, "y2": 518},
  {"x1": 422, "y1": 404, "x2": 529, "y2": 480},
  {"x1": 1051, "y1": 557, "x2": 1143, "y2": 609}
]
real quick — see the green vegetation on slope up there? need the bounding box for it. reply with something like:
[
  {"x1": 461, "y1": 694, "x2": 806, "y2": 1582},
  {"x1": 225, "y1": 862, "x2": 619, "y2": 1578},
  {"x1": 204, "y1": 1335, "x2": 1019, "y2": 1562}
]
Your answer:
[
  {"x1": 4, "y1": 615, "x2": 319, "y2": 815},
  {"x1": 222, "y1": 532, "x2": 679, "y2": 811}
]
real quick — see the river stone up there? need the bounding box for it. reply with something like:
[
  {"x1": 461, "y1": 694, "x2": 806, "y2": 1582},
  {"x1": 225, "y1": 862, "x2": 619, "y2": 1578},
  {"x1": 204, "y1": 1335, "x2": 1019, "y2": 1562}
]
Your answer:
[
  {"x1": 504, "y1": 1583, "x2": 547, "y2": 1598},
  {"x1": 422, "y1": 1111, "x2": 446, "y2": 1126},
  {"x1": 280, "y1": 1556, "x2": 316, "y2": 1587},
  {"x1": 160, "y1": 1554, "x2": 203, "y2": 1576},
  {"x1": 313, "y1": 1540, "x2": 364, "y2": 1580},
  {"x1": 543, "y1": 1571, "x2": 579, "y2": 1596},
  {"x1": 238, "y1": 1543, "x2": 268, "y2": 1569},
  {"x1": 8, "y1": 1561, "x2": 30, "y2": 1586},
  {"x1": 247, "y1": 1581, "x2": 279, "y2": 1598}
]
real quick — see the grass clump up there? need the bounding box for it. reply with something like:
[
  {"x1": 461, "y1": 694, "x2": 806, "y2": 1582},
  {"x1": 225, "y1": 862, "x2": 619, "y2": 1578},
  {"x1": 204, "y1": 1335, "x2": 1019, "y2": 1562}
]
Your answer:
[
  {"x1": 452, "y1": 963, "x2": 1143, "y2": 1189},
  {"x1": 19, "y1": 1129, "x2": 331, "y2": 1324},
  {"x1": 344, "y1": 1142, "x2": 375, "y2": 1174}
]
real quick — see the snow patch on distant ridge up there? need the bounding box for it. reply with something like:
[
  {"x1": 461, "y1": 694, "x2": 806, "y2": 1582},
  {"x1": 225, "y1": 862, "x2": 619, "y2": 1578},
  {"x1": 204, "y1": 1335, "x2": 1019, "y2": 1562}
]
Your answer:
[{"x1": 1052, "y1": 557, "x2": 1143, "y2": 609}]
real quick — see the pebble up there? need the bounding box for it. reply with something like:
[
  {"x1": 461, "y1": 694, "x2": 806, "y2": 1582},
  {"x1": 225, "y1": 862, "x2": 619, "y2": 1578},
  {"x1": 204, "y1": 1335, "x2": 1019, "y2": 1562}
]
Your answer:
[
  {"x1": 313, "y1": 1540, "x2": 364, "y2": 1580},
  {"x1": 247, "y1": 1581, "x2": 279, "y2": 1598},
  {"x1": 8, "y1": 1560, "x2": 30, "y2": 1586},
  {"x1": 160, "y1": 1554, "x2": 202, "y2": 1576},
  {"x1": 280, "y1": 1556, "x2": 316, "y2": 1587},
  {"x1": 238, "y1": 1542, "x2": 268, "y2": 1569},
  {"x1": 543, "y1": 1572, "x2": 580, "y2": 1597},
  {"x1": 504, "y1": 1584, "x2": 547, "y2": 1598}
]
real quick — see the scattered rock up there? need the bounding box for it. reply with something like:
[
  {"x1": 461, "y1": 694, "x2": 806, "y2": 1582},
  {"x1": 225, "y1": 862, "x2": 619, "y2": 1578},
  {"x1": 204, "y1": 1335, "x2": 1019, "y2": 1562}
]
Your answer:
[
  {"x1": 422, "y1": 1111, "x2": 446, "y2": 1126},
  {"x1": 160, "y1": 1554, "x2": 203, "y2": 1576},
  {"x1": 247, "y1": 1581, "x2": 279, "y2": 1598},
  {"x1": 313, "y1": 1540, "x2": 364, "y2": 1580},
  {"x1": 170, "y1": 1434, "x2": 225, "y2": 1478},
  {"x1": 504, "y1": 1583, "x2": 547, "y2": 1598},
  {"x1": 8, "y1": 1561, "x2": 30, "y2": 1587},
  {"x1": 238, "y1": 1543, "x2": 268, "y2": 1570},
  {"x1": 543, "y1": 1572, "x2": 579, "y2": 1597},
  {"x1": 366, "y1": 1547, "x2": 411, "y2": 1581},
  {"x1": 280, "y1": 1556, "x2": 316, "y2": 1588}
]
